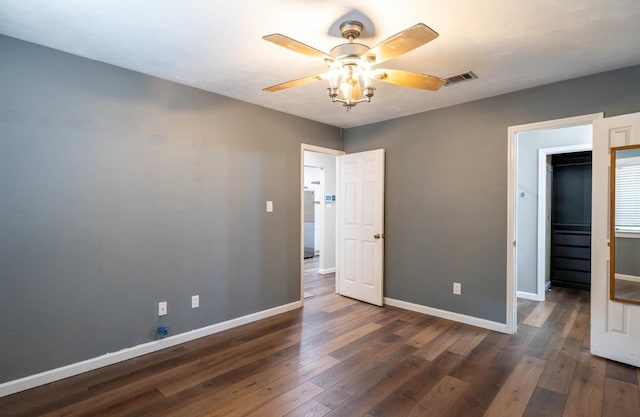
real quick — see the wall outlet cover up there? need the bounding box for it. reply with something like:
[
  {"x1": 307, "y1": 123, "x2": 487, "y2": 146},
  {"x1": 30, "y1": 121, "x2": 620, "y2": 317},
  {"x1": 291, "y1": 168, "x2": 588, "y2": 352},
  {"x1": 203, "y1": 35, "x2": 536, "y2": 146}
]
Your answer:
[
  {"x1": 158, "y1": 301, "x2": 168, "y2": 316},
  {"x1": 192, "y1": 295, "x2": 200, "y2": 308}
]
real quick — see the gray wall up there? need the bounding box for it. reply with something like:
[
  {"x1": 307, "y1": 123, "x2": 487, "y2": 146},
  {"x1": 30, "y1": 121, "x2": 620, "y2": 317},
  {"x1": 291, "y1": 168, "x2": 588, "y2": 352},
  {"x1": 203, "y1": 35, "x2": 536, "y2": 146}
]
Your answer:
[
  {"x1": 344, "y1": 65, "x2": 640, "y2": 323},
  {"x1": 516, "y1": 125, "x2": 592, "y2": 294},
  {"x1": 616, "y1": 238, "x2": 640, "y2": 277},
  {"x1": 0, "y1": 35, "x2": 342, "y2": 383}
]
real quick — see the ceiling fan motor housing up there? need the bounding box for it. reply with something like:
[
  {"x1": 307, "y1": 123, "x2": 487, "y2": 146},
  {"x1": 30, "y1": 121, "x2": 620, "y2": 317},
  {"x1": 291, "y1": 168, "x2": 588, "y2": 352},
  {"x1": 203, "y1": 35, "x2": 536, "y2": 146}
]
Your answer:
[
  {"x1": 329, "y1": 43, "x2": 370, "y2": 60},
  {"x1": 339, "y1": 21, "x2": 363, "y2": 40},
  {"x1": 332, "y1": 21, "x2": 371, "y2": 61}
]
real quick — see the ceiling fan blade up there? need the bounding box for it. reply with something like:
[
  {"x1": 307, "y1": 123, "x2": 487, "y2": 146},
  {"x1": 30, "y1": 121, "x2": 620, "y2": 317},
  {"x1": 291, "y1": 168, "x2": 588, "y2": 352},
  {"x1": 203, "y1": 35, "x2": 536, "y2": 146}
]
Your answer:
[
  {"x1": 263, "y1": 74, "x2": 325, "y2": 92},
  {"x1": 368, "y1": 23, "x2": 438, "y2": 64},
  {"x1": 263, "y1": 34, "x2": 332, "y2": 61},
  {"x1": 374, "y1": 69, "x2": 446, "y2": 91}
]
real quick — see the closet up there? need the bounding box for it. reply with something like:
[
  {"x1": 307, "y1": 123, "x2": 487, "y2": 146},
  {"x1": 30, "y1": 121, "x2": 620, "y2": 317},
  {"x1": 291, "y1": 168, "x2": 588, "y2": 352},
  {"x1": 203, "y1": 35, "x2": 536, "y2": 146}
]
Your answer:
[{"x1": 550, "y1": 151, "x2": 592, "y2": 290}]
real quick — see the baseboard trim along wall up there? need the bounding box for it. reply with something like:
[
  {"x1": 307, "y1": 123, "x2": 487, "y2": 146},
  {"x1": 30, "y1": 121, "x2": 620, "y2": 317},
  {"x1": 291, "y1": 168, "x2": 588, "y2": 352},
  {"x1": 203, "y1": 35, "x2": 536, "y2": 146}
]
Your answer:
[
  {"x1": 318, "y1": 267, "x2": 336, "y2": 275},
  {"x1": 384, "y1": 297, "x2": 509, "y2": 334},
  {"x1": 0, "y1": 300, "x2": 303, "y2": 398},
  {"x1": 616, "y1": 273, "x2": 640, "y2": 283},
  {"x1": 517, "y1": 291, "x2": 542, "y2": 301}
]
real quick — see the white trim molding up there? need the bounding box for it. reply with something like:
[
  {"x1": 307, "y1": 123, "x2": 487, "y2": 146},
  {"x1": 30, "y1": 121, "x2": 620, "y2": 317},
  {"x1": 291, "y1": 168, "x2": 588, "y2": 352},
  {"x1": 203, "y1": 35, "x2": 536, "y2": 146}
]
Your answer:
[
  {"x1": 506, "y1": 112, "x2": 604, "y2": 334},
  {"x1": 517, "y1": 291, "x2": 542, "y2": 301},
  {"x1": 0, "y1": 300, "x2": 302, "y2": 398},
  {"x1": 384, "y1": 297, "x2": 508, "y2": 334},
  {"x1": 616, "y1": 273, "x2": 640, "y2": 283},
  {"x1": 318, "y1": 267, "x2": 336, "y2": 274}
]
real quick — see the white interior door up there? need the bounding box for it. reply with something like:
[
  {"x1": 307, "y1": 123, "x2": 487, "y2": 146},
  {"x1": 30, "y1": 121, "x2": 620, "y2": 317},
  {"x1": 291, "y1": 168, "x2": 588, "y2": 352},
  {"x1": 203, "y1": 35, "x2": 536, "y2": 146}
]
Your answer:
[
  {"x1": 592, "y1": 112, "x2": 640, "y2": 367},
  {"x1": 337, "y1": 149, "x2": 385, "y2": 306}
]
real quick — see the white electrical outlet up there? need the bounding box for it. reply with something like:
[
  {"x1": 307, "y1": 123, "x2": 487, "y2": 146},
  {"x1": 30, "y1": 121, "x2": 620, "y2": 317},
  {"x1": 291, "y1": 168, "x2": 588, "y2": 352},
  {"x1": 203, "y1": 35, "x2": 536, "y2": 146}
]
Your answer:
[
  {"x1": 158, "y1": 301, "x2": 168, "y2": 316},
  {"x1": 266, "y1": 201, "x2": 273, "y2": 212},
  {"x1": 192, "y1": 295, "x2": 200, "y2": 309},
  {"x1": 453, "y1": 282, "x2": 462, "y2": 295}
]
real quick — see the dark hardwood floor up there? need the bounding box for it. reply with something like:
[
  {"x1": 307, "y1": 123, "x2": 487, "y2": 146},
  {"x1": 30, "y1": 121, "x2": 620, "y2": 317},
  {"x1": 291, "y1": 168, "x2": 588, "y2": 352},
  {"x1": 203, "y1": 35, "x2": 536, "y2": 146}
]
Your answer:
[{"x1": 1, "y1": 258, "x2": 639, "y2": 417}]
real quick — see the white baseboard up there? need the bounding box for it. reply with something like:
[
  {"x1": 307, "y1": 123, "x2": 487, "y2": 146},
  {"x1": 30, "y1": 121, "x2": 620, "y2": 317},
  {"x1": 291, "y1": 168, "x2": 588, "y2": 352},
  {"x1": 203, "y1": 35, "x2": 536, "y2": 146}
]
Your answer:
[
  {"x1": 615, "y1": 273, "x2": 640, "y2": 283},
  {"x1": 0, "y1": 300, "x2": 303, "y2": 398},
  {"x1": 517, "y1": 291, "x2": 542, "y2": 301},
  {"x1": 318, "y1": 267, "x2": 336, "y2": 275},
  {"x1": 384, "y1": 297, "x2": 508, "y2": 334}
]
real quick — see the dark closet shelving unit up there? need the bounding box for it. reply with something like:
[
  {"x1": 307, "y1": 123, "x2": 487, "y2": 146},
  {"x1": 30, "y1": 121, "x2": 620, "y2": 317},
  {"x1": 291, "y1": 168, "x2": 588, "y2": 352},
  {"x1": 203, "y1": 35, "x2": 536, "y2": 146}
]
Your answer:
[{"x1": 550, "y1": 151, "x2": 592, "y2": 291}]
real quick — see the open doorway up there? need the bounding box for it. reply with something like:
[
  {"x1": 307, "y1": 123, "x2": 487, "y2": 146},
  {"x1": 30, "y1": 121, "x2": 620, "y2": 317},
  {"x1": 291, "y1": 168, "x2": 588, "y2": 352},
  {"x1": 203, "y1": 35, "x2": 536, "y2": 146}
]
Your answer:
[
  {"x1": 301, "y1": 144, "x2": 343, "y2": 302},
  {"x1": 535, "y1": 145, "x2": 593, "y2": 299},
  {"x1": 303, "y1": 166, "x2": 322, "y2": 261},
  {"x1": 506, "y1": 113, "x2": 603, "y2": 333},
  {"x1": 547, "y1": 151, "x2": 593, "y2": 291}
]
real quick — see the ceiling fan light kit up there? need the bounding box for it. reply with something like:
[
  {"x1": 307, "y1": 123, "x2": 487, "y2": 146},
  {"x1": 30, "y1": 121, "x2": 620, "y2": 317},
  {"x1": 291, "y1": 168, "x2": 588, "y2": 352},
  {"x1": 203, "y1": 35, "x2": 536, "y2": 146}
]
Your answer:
[{"x1": 263, "y1": 20, "x2": 446, "y2": 110}]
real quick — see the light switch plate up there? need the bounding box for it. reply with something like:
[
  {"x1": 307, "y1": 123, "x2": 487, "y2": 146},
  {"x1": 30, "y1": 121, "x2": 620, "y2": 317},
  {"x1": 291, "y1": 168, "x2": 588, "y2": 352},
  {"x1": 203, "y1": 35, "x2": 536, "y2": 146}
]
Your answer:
[
  {"x1": 266, "y1": 201, "x2": 273, "y2": 212},
  {"x1": 453, "y1": 283, "x2": 461, "y2": 295},
  {"x1": 192, "y1": 295, "x2": 199, "y2": 308}
]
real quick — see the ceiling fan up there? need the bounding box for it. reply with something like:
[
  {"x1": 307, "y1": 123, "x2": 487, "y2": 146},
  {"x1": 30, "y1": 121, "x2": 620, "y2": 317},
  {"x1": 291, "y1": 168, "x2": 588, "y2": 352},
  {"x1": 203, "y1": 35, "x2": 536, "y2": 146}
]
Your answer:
[{"x1": 263, "y1": 21, "x2": 446, "y2": 110}]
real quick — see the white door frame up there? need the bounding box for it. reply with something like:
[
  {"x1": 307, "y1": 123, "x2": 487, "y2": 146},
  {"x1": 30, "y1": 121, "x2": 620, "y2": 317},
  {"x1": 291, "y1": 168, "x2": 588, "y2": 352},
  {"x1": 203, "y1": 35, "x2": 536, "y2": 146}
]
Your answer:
[
  {"x1": 534, "y1": 144, "x2": 593, "y2": 301},
  {"x1": 506, "y1": 113, "x2": 603, "y2": 333},
  {"x1": 300, "y1": 144, "x2": 344, "y2": 302}
]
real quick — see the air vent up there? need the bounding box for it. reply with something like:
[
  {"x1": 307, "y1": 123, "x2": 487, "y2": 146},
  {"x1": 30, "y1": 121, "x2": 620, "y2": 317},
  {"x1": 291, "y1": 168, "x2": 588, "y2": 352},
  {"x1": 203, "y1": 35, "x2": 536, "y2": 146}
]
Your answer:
[{"x1": 444, "y1": 71, "x2": 478, "y2": 86}]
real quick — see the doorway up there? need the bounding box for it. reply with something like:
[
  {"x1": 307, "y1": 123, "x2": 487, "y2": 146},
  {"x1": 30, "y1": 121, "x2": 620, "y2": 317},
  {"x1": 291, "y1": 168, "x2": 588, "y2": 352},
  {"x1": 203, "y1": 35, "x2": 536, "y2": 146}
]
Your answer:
[
  {"x1": 300, "y1": 144, "x2": 343, "y2": 302},
  {"x1": 536, "y1": 144, "x2": 592, "y2": 299},
  {"x1": 300, "y1": 144, "x2": 386, "y2": 307},
  {"x1": 506, "y1": 113, "x2": 603, "y2": 333},
  {"x1": 548, "y1": 151, "x2": 593, "y2": 291},
  {"x1": 303, "y1": 166, "x2": 322, "y2": 260}
]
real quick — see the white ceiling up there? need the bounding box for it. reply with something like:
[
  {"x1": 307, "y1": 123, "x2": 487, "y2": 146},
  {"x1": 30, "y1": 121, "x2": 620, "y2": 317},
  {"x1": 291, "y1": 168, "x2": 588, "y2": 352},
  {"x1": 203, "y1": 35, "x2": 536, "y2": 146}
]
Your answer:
[{"x1": 1, "y1": 0, "x2": 639, "y2": 128}]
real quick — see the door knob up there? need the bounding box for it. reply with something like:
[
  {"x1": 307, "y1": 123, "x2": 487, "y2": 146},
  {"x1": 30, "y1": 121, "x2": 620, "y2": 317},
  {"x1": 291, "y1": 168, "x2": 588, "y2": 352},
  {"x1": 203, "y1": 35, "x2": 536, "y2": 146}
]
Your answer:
[{"x1": 374, "y1": 234, "x2": 381, "y2": 239}]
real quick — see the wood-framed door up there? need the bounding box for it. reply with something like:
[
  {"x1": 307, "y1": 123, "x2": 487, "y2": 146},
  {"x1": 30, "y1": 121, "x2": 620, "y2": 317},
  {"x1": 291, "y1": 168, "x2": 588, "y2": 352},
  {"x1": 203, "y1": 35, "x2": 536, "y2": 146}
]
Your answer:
[{"x1": 591, "y1": 112, "x2": 640, "y2": 366}]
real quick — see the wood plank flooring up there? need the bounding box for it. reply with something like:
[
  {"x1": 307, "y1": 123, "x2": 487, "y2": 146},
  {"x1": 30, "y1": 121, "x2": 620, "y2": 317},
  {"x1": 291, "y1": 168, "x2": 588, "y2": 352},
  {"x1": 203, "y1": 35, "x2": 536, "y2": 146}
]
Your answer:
[{"x1": 1, "y1": 258, "x2": 639, "y2": 417}]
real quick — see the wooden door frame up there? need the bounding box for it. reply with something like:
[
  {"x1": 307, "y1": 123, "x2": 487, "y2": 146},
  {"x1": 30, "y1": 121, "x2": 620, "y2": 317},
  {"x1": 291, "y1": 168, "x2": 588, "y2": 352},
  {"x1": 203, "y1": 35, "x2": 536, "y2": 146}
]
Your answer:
[
  {"x1": 300, "y1": 144, "x2": 344, "y2": 303},
  {"x1": 506, "y1": 113, "x2": 603, "y2": 334}
]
